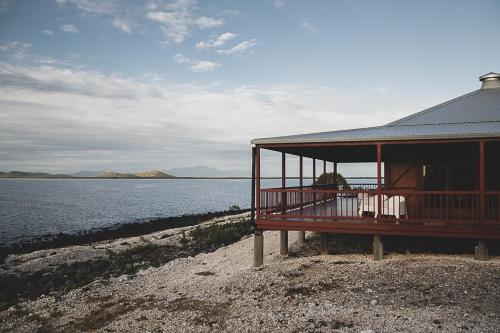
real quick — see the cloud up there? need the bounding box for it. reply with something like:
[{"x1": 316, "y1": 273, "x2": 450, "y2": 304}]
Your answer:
[
  {"x1": 173, "y1": 53, "x2": 191, "y2": 64},
  {"x1": 0, "y1": 42, "x2": 32, "y2": 61},
  {"x1": 190, "y1": 60, "x2": 220, "y2": 72},
  {"x1": 194, "y1": 16, "x2": 224, "y2": 29},
  {"x1": 196, "y1": 32, "x2": 236, "y2": 50},
  {"x1": 57, "y1": 0, "x2": 135, "y2": 35},
  {"x1": 0, "y1": 62, "x2": 425, "y2": 172},
  {"x1": 59, "y1": 24, "x2": 79, "y2": 33},
  {"x1": 217, "y1": 38, "x2": 257, "y2": 55},
  {"x1": 374, "y1": 87, "x2": 388, "y2": 95},
  {"x1": 302, "y1": 18, "x2": 319, "y2": 35},
  {"x1": 173, "y1": 53, "x2": 218, "y2": 72},
  {"x1": 55, "y1": 0, "x2": 116, "y2": 15},
  {"x1": 147, "y1": 0, "x2": 224, "y2": 44},
  {"x1": 42, "y1": 29, "x2": 54, "y2": 36},
  {"x1": 274, "y1": 0, "x2": 285, "y2": 8},
  {"x1": 112, "y1": 18, "x2": 132, "y2": 33}
]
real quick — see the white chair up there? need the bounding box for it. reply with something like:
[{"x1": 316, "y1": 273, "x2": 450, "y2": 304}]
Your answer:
[
  {"x1": 383, "y1": 195, "x2": 407, "y2": 219},
  {"x1": 358, "y1": 194, "x2": 388, "y2": 217}
]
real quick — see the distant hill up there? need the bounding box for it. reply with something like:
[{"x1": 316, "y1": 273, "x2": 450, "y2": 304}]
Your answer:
[
  {"x1": 97, "y1": 170, "x2": 175, "y2": 179},
  {"x1": 166, "y1": 165, "x2": 249, "y2": 178},
  {"x1": 0, "y1": 171, "x2": 70, "y2": 178},
  {"x1": 71, "y1": 170, "x2": 103, "y2": 177},
  {"x1": 0, "y1": 170, "x2": 174, "y2": 179}
]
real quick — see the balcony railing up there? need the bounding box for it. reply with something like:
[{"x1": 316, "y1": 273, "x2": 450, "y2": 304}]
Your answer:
[{"x1": 258, "y1": 187, "x2": 500, "y2": 227}]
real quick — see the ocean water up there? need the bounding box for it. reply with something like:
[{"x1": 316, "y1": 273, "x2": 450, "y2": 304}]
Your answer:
[{"x1": 0, "y1": 178, "x2": 300, "y2": 245}]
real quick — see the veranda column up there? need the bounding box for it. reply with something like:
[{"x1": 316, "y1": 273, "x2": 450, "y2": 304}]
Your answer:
[
  {"x1": 280, "y1": 152, "x2": 288, "y2": 256},
  {"x1": 373, "y1": 144, "x2": 384, "y2": 261},
  {"x1": 312, "y1": 158, "x2": 316, "y2": 207},
  {"x1": 334, "y1": 162, "x2": 338, "y2": 188},
  {"x1": 253, "y1": 147, "x2": 264, "y2": 268},
  {"x1": 319, "y1": 160, "x2": 328, "y2": 251},
  {"x1": 298, "y1": 156, "x2": 305, "y2": 244},
  {"x1": 475, "y1": 140, "x2": 488, "y2": 260}
]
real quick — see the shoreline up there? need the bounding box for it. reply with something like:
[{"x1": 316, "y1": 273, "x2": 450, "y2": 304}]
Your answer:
[{"x1": 0, "y1": 209, "x2": 251, "y2": 260}]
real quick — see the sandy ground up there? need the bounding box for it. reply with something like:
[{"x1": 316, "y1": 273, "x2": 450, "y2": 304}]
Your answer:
[{"x1": 1, "y1": 223, "x2": 499, "y2": 332}]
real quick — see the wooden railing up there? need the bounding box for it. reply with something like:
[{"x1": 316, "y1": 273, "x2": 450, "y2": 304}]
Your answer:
[{"x1": 258, "y1": 188, "x2": 500, "y2": 227}]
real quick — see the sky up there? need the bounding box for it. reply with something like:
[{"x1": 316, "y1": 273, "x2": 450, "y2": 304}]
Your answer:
[{"x1": 0, "y1": 0, "x2": 499, "y2": 176}]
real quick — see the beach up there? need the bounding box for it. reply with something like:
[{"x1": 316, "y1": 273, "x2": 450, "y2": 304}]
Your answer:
[{"x1": 1, "y1": 212, "x2": 499, "y2": 332}]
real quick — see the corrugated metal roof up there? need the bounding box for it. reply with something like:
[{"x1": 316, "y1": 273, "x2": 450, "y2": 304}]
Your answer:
[{"x1": 251, "y1": 87, "x2": 500, "y2": 145}]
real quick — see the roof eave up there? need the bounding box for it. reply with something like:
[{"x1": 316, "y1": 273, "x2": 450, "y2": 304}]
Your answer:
[{"x1": 251, "y1": 133, "x2": 500, "y2": 145}]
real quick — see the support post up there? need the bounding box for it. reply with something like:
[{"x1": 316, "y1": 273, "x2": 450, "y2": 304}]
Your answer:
[
  {"x1": 253, "y1": 230, "x2": 264, "y2": 268},
  {"x1": 334, "y1": 162, "x2": 338, "y2": 188},
  {"x1": 312, "y1": 158, "x2": 316, "y2": 207},
  {"x1": 256, "y1": 147, "x2": 260, "y2": 220},
  {"x1": 280, "y1": 230, "x2": 288, "y2": 256},
  {"x1": 323, "y1": 160, "x2": 327, "y2": 203},
  {"x1": 251, "y1": 147, "x2": 256, "y2": 225},
  {"x1": 479, "y1": 141, "x2": 485, "y2": 228},
  {"x1": 475, "y1": 240, "x2": 488, "y2": 261},
  {"x1": 373, "y1": 235, "x2": 383, "y2": 261},
  {"x1": 319, "y1": 233, "x2": 328, "y2": 255},
  {"x1": 281, "y1": 152, "x2": 286, "y2": 214},
  {"x1": 313, "y1": 158, "x2": 316, "y2": 184},
  {"x1": 374, "y1": 145, "x2": 383, "y2": 261},
  {"x1": 376, "y1": 144, "x2": 382, "y2": 220},
  {"x1": 298, "y1": 155, "x2": 305, "y2": 244},
  {"x1": 280, "y1": 152, "x2": 288, "y2": 256}
]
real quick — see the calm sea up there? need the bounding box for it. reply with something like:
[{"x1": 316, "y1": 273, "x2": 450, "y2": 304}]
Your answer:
[{"x1": 0, "y1": 178, "x2": 300, "y2": 245}]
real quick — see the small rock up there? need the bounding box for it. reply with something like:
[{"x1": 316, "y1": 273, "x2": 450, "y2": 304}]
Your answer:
[
  {"x1": 361, "y1": 330, "x2": 376, "y2": 333},
  {"x1": 370, "y1": 299, "x2": 378, "y2": 306}
]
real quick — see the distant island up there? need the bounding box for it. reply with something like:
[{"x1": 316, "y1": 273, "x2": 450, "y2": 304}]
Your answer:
[
  {"x1": 0, "y1": 170, "x2": 175, "y2": 179},
  {"x1": 0, "y1": 165, "x2": 292, "y2": 179},
  {"x1": 0, "y1": 166, "x2": 257, "y2": 179}
]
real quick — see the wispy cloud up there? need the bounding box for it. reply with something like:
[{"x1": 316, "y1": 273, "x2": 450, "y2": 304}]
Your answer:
[
  {"x1": 301, "y1": 18, "x2": 319, "y2": 35},
  {"x1": 55, "y1": 0, "x2": 116, "y2": 15},
  {"x1": 274, "y1": 0, "x2": 285, "y2": 8},
  {"x1": 0, "y1": 0, "x2": 14, "y2": 13},
  {"x1": 374, "y1": 87, "x2": 388, "y2": 95},
  {"x1": 173, "y1": 53, "x2": 191, "y2": 64},
  {"x1": 194, "y1": 16, "x2": 224, "y2": 29},
  {"x1": 217, "y1": 38, "x2": 257, "y2": 55},
  {"x1": 112, "y1": 18, "x2": 132, "y2": 33},
  {"x1": 147, "y1": 0, "x2": 224, "y2": 44},
  {"x1": 173, "y1": 53, "x2": 219, "y2": 72},
  {"x1": 59, "y1": 24, "x2": 79, "y2": 33},
  {"x1": 42, "y1": 29, "x2": 54, "y2": 36},
  {"x1": 0, "y1": 42, "x2": 32, "y2": 61},
  {"x1": 196, "y1": 32, "x2": 236, "y2": 50},
  {"x1": 190, "y1": 60, "x2": 220, "y2": 72}
]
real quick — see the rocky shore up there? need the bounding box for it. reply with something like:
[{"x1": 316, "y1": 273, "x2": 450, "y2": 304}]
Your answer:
[{"x1": 1, "y1": 215, "x2": 499, "y2": 332}]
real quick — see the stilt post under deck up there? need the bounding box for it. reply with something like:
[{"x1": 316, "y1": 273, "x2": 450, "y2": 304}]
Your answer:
[
  {"x1": 475, "y1": 240, "x2": 488, "y2": 261},
  {"x1": 319, "y1": 232, "x2": 328, "y2": 255},
  {"x1": 253, "y1": 230, "x2": 264, "y2": 268},
  {"x1": 373, "y1": 235, "x2": 383, "y2": 261},
  {"x1": 298, "y1": 156, "x2": 305, "y2": 244},
  {"x1": 280, "y1": 152, "x2": 288, "y2": 256}
]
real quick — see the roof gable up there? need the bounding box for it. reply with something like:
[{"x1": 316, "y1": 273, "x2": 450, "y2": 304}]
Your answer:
[{"x1": 252, "y1": 86, "x2": 500, "y2": 145}]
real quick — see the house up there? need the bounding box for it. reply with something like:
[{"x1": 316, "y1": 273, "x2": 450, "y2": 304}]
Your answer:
[{"x1": 250, "y1": 72, "x2": 500, "y2": 267}]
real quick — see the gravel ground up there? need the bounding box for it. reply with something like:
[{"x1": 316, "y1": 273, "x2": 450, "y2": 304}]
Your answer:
[{"x1": 1, "y1": 226, "x2": 499, "y2": 332}]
